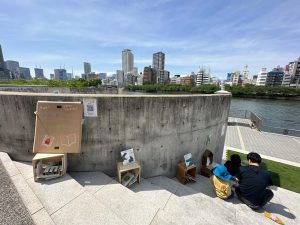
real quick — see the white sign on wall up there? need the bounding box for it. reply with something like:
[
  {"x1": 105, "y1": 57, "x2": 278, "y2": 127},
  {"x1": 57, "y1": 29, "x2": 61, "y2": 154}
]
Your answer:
[{"x1": 83, "y1": 98, "x2": 98, "y2": 117}]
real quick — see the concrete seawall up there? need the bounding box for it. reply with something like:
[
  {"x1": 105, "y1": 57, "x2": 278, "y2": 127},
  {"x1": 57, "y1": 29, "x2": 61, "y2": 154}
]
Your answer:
[{"x1": 0, "y1": 91, "x2": 231, "y2": 178}]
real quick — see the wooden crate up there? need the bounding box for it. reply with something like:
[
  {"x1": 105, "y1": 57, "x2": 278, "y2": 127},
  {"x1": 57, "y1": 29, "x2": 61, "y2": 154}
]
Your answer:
[
  {"x1": 176, "y1": 162, "x2": 196, "y2": 184},
  {"x1": 32, "y1": 153, "x2": 67, "y2": 182},
  {"x1": 117, "y1": 161, "x2": 141, "y2": 185},
  {"x1": 200, "y1": 150, "x2": 214, "y2": 178}
]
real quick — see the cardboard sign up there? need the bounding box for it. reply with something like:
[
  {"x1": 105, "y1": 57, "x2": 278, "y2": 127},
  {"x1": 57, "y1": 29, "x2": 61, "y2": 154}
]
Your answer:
[{"x1": 33, "y1": 101, "x2": 83, "y2": 153}]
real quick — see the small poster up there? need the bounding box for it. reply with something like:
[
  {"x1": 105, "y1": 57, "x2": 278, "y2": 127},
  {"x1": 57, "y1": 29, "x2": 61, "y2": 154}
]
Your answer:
[
  {"x1": 184, "y1": 153, "x2": 193, "y2": 167},
  {"x1": 83, "y1": 98, "x2": 97, "y2": 117},
  {"x1": 121, "y1": 148, "x2": 135, "y2": 165}
]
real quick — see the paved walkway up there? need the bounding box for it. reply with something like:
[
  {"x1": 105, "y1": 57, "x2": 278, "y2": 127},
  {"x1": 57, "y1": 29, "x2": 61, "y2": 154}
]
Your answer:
[
  {"x1": 1, "y1": 152, "x2": 300, "y2": 225},
  {"x1": 225, "y1": 117, "x2": 300, "y2": 164},
  {"x1": 0, "y1": 159, "x2": 34, "y2": 225}
]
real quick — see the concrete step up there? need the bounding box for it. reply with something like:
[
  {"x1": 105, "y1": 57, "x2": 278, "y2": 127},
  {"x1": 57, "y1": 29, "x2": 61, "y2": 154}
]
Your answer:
[
  {"x1": 71, "y1": 172, "x2": 159, "y2": 225},
  {"x1": 130, "y1": 178, "x2": 172, "y2": 209},
  {"x1": 11, "y1": 161, "x2": 128, "y2": 225},
  {"x1": 147, "y1": 176, "x2": 236, "y2": 225}
]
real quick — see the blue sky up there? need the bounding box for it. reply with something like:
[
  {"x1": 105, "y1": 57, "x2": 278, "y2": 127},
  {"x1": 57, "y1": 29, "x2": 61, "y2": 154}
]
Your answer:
[{"x1": 1, "y1": 0, "x2": 300, "y2": 79}]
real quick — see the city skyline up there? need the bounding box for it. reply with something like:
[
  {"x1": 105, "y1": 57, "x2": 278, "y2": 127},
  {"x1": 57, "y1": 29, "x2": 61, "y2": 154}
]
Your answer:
[{"x1": 1, "y1": 0, "x2": 300, "y2": 78}]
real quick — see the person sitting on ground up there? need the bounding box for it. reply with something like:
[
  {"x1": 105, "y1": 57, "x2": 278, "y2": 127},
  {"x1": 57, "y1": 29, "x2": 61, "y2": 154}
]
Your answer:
[
  {"x1": 211, "y1": 165, "x2": 238, "y2": 200},
  {"x1": 235, "y1": 152, "x2": 274, "y2": 210},
  {"x1": 224, "y1": 154, "x2": 241, "y2": 176}
]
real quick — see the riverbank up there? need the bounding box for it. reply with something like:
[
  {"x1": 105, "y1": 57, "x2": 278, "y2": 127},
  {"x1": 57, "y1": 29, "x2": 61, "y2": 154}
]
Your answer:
[
  {"x1": 225, "y1": 84, "x2": 300, "y2": 100},
  {"x1": 232, "y1": 95, "x2": 300, "y2": 101},
  {"x1": 125, "y1": 84, "x2": 220, "y2": 93}
]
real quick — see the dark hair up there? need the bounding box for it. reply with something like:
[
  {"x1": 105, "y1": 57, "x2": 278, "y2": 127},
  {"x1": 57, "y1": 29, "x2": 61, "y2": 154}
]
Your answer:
[
  {"x1": 247, "y1": 152, "x2": 262, "y2": 164},
  {"x1": 230, "y1": 154, "x2": 241, "y2": 164}
]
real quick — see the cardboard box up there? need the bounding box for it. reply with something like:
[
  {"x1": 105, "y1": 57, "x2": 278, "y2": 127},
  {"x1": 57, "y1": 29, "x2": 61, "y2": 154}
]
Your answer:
[
  {"x1": 32, "y1": 153, "x2": 67, "y2": 182},
  {"x1": 33, "y1": 101, "x2": 83, "y2": 154},
  {"x1": 117, "y1": 161, "x2": 141, "y2": 186}
]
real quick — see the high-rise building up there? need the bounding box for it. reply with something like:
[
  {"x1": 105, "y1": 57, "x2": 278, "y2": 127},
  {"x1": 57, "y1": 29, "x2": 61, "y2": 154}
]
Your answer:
[
  {"x1": 170, "y1": 75, "x2": 181, "y2": 84},
  {"x1": 226, "y1": 73, "x2": 233, "y2": 82},
  {"x1": 18, "y1": 67, "x2": 32, "y2": 80},
  {"x1": 0, "y1": 44, "x2": 5, "y2": 70},
  {"x1": 99, "y1": 73, "x2": 107, "y2": 80},
  {"x1": 143, "y1": 66, "x2": 156, "y2": 84},
  {"x1": 84, "y1": 62, "x2": 91, "y2": 75},
  {"x1": 5, "y1": 60, "x2": 20, "y2": 79},
  {"x1": 196, "y1": 67, "x2": 210, "y2": 86},
  {"x1": 282, "y1": 65, "x2": 291, "y2": 87},
  {"x1": 117, "y1": 70, "x2": 124, "y2": 87},
  {"x1": 157, "y1": 70, "x2": 170, "y2": 84},
  {"x1": 266, "y1": 66, "x2": 284, "y2": 86},
  {"x1": 122, "y1": 49, "x2": 134, "y2": 74},
  {"x1": 289, "y1": 58, "x2": 300, "y2": 86},
  {"x1": 67, "y1": 73, "x2": 73, "y2": 80},
  {"x1": 133, "y1": 67, "x2": 138, "y2": 76},
  {"x1": 0, "y1": 45, "x2": 10, "y2": 79},
  {"x1": 152, "y1": 52, "x2": 165, "y2": 71},
  {"x1": 232, "y1": 71, "x2": 242, "y2": 86},
  {"x1": 256, "y1": 68, "x2": 268, "y2": 86},
  {"x1": 34, "y1": 68, "x2": 45, "y2": 79},
  {"x1": 54, "y1": 69, "x2": 67, "y2": 80}
]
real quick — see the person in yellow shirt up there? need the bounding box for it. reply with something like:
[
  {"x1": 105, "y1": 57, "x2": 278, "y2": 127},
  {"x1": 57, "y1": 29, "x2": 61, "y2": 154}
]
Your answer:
[{"x1": 211, "y1": 165, "x2": 238, "y2": 199}]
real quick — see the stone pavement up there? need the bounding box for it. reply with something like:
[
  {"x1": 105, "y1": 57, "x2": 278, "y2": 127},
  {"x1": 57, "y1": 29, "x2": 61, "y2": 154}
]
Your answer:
[
  {"x1": 225, "y1": 117, "x2": 300, "y2": 164},
  {"x1": 1, "y1": 151, "x2": 300, "y2": 225},
  {"x1": 0, "y1": 160, "x2": 34, "y2": 225}
]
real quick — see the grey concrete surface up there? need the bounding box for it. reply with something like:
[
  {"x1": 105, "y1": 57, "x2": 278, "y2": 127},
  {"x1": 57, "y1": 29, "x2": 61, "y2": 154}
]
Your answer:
[
  {"x1": 225, "y1": 117, "x2": 300, "y2": 163},
  {"x1": 2, "y1": 155, "x2": 300, "y2": 225},
  {"x1": 0, "y1": 91, "x2": 231, "y2": 178},
  {"x1": 0, "y1": 161, "x2": 34, "y2": 225},
  {"x1": 27, "y1": 174, "x2": 85, "y2": 215},
  {"x1": 69, "y1": 171, "x2": 113, "y2": 194},
  {"x1": 10, "y1": 174, "x2": 43, "y2": 214},
  {"x1": 94, "y1": 179, "x2": 159, "y2": 225},
  {"x1": 51, "y1": 192, "x2": 127, "y2": 225}
]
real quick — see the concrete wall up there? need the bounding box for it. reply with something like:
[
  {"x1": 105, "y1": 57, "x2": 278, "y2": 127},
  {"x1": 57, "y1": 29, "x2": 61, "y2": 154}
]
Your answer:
[{"x1": 0, "y1": 91, "x2": 231, "y2": 178}]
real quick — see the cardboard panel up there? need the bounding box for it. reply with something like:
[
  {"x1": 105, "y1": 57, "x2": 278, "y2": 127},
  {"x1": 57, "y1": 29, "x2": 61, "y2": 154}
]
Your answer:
[{"x1": 33, "y1": 101, "x2": 83, "y2": 153}]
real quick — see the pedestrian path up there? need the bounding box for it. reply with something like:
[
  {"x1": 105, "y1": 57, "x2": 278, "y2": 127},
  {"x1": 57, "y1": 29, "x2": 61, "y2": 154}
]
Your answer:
[
  {"x1": 225, "y1": 117, "x2": 300, "y2": 164},
  {"x1": 1, "y1": 152, "x2": 300, "y2": 225}
]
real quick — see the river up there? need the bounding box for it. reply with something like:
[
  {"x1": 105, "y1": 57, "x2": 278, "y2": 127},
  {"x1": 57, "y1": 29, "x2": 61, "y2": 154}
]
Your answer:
[{"x1": 230, "y1": 98, "x2": 300, "y2": 131}]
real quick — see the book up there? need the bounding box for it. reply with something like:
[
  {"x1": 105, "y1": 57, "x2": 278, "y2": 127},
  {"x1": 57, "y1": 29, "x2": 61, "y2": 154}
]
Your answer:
[
  {"x1": 121, "y1": 148, "x2": 136, "y2": 165},
  {"x1": 127, "y1": 172, "x2": 139, "y2": 188},
  {"x1": 121, "y1": 172, "x2": 135, "y2": 187},
  {"x1": 186, "y1": 174, "x2": 196, "y2": 182},
  {"x1": 184, "y1": 153, "x2": 193, "y2": 168}
]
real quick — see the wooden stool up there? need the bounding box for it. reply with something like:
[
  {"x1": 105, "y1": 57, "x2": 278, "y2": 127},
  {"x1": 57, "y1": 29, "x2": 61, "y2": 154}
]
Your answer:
[
  {"x1": 117, "y1": 161, "x2": 141, "y2": 185},
  {"x1": 200, "y1": 150, "x2": 213, "y2": 178},
  {"x1": 176, "y1": 162, "x2": 196, "y2": 184}
]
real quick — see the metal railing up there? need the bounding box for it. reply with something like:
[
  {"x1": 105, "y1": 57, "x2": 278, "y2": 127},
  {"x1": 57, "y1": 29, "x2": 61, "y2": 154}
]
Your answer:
[{"x1": 229, "y1": 110, "x2": 300, "y2": 137}]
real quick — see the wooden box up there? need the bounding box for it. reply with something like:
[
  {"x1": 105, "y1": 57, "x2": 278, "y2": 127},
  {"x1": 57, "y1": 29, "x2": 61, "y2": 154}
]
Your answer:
[
  {"x1": 176, "y1": 162, "x2": 197, "y2": 184},
  {"x1": 200, "y1": 150, "x2": 214, "y2": 178},
  {"x1": 33, "y1": 101, "x2": 83, "y2": 154},
  {"x1": 117, "y1": 161, "x2": 141, "y2": 186},
  {"x1": 32, "y1": 153, "x2": 67, "y2": 182}
]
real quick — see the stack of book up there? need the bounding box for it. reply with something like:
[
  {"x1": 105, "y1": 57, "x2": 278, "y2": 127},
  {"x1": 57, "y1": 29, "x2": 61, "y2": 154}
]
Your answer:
[
  {"x1": 185, "y1": 173, "x2": 196, "y2": 183},
  {"x1": 121, "y1": 172, "x2": 139, "y2": 188},
  {"x1": 36, "y1": 161, "x2": 63, "y2": 180}
]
